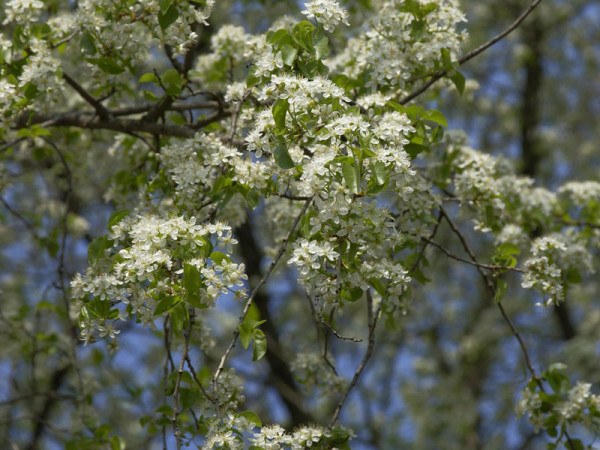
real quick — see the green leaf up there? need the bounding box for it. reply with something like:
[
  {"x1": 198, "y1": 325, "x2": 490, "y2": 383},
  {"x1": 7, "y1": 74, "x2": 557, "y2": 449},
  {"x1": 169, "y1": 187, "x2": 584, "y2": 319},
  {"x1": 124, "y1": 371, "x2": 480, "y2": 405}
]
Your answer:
[
  {"x1": 158, "y1": 4, "x2": 179, "y2": 30},
  {"x1": 342, "y1": 161, "x2": 360, "y2": 194},
  {"x1": 80, "y1": 30, "x2": 97, "y2": 55},
  {"x1": 292, "y1": 21, "x2": 315, "y2": 53},
  {"x1": 161, "y1": 69, "x2": 182, "y2": 96},
  {"x1": 245, "y1": 188, "x2": 260, "y2": 209},
  {"x1": 107, "y1": 210, "x2": 129, "y2": 231},
  {"x1": 139, "y1": 73, "x2": 159, "y2": 84},
  {"x1": 267, "y1": 29, "x2": 289, "y2": 45},
  {"x1": 210, "y1": 251, "x2": 232, "y2": 266},
  {"x1": 252, "y1": 329, "x2": 267, "y2": 361},
  {"x1": 341, "y1": 287, "x2": 363, "y2": 302},
  {"x1": 239, "y1": 410, "x2": 262, "y2": 428},
  {"x1": 440, "y1": 48, "x2": 454, "y2": 71},
  {"x1": 371, "y1": 161, "x2": 388, "y2": 185},
  {"x1": 565, "y1": 267, "x2": 582, "y2": 283},
  {"x1": 158, "y1": 0, "x2": 171, "y2": 12},
  {"x1": 281, "y1": 44, "x2": 298, "y2": 66},
  {"x1": 239, "y1": 322, "x2": 253, "y2": 349},
  {"x1": 272, "y1": 98, "x2": 289, "y2": 132},
  {"x1": 315, "y1": 36, "x2": 329, "y2": 60},
  {"x1": 23, "y1": 82, "x2": 38, "y2": 100},
  {"x1": 246, "y1": 65, "x2": 261, "y2": 88},
  {"x1": 546, "y1": 370, "x2": 570, "y2": 395},
  {"x1": 297, "y1": 59, "x2": 317, "y2": 78},
  {"x1": 449, "y1": 71, "x2": 465, "y2": 95},
  {"x1": 154, "y1": 296, "x2": 180, "y2": 316},
  {"x1": 109, "y1": 436, "x2": 126, "y2": 450},
  {"x1": 566, "y1": 439, "x2": 585, "y2": 450},
  {"x1": 96, "y1": 58, "x2": 125, "y2": 75},
  {"x1": 156, "y1": 404, "x2": 173, "y2": 416},
  {"x1": 274, "y1": 143, "x2": 295, "y2": 169},
  {"x1": 143, "y1": 89, "x2": 158, "y2": 101},
  {"x1": 369, "y1": 278, "x2": 386, "y2": 296},
  {"x1": 183, "y1": 264, "x2": 204, "y2": 308},
  {"x1": 405, "y1": 143, "x2": 429, "y2": 159},
  {"x1": 423, "y1": 109, "x2": 448, "y2": 127},
  {"x1": 88, "y1": 236, "x2": 112, "y2": 265},
  {"x1": 212, "y1": 176, "x2": 233, "y2": 193},
  {"x1": 494, "y1": 279, "x2": 508, "y2": 303}
]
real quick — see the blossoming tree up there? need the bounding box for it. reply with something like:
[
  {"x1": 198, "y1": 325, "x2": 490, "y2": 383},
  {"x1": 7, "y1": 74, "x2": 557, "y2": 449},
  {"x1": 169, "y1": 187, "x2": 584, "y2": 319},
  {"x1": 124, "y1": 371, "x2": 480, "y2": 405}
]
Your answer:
[{"x1": 1, "y1": 0, "x2": 599, "y2": 448}]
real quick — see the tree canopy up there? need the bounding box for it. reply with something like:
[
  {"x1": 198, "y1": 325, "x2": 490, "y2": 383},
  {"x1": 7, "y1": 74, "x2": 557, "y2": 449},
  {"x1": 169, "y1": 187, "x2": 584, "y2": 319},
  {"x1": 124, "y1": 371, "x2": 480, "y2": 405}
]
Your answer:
[{"x1": 1, "y1": 0, "x2": 600, "y2": 448}]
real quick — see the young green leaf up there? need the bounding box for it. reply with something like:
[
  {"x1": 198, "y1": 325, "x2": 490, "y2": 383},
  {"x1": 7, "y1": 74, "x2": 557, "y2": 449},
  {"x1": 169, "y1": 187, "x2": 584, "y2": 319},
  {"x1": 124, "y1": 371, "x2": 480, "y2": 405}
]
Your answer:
[
  {"x1": 494, "y1": 279, "x2": 508, "y2": 303},
  {"x1": 158, "y1": 5, "x2": 179, "y2": 30},
  {"x1": 272, "y1": 98, "x2": 289, "y2": 131},
  {"x1": 238, "y1": 322, "x2": 254, "y2": 349},
  {"x1": 342, "y1": 160, "x2": 360, "y2": 194},
  {"x1": 252, "y1": 329, "x2": 267, "y2": 361},
  {"x1": 449, "y1": 71, "x2": 466, "y2": 95},
  {"x1": 274, "y1": 143, "x2": 295, "y2": 169}
]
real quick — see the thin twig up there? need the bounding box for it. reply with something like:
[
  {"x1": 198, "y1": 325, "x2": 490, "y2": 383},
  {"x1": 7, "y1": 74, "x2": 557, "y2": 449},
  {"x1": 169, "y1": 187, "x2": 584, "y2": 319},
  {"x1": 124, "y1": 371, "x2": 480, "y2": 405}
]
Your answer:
[
  {"x1": 438, "y1": 207, "x2": 542, "y2": 384},
  {"x1": 312, "y1": 297, "x2": 362, "y2": 343},
  {"x1": 399, "y1": 0, "x2": 544, "y2": 105},
  {"x1": 227, "y1": 90, "x2": 251, "y2": 145},
  {"x1": 185, "y1": 355, "x2": 215, "y2": 404},
  {"x1": 435, "y1": 208, "x2": 581, "y2": 448},
  {"x1": 0, "y1": 194, "x2": 39, "y2": 239},
  {"x1": 328, "y1": 290, "x2": 381, "y2": 428},
  {"x1": 211, "y1": 197, "x2": 314, "y2": 409},
  {"x1": 422, "y1": 237, "x2": 526, "y2": 274},
  {"x1": 62, "y1": 73, "x2": 112, "y2": 120},
  {"x1": 51, "y1": 31, "x2": 80, "y2": 49},
  {"x1": 172, "y1": 310, "x2": 195, "y2": 450},
  {"x1": 409, "y1": 210, "x2": 443, "y2": 274}
]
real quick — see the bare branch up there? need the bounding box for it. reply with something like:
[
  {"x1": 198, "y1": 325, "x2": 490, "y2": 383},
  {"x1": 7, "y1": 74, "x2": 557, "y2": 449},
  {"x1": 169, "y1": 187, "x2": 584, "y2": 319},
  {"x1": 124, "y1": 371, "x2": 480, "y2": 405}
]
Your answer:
[
  {"x1": 172, "y1": 311, "x2": 195, "y2": 450},
  {"x1": 422, "y1": 236, "x2": 526, "y2": 274},
  {"x1": 62, "y1": 72, "x2": 112, "y2": 120},
  {"x1": 328, "y1": 290, "x2": 381, "y2": 428},
  {"x1": 0, "y1": 194, "x2": 39, "y2": 239},
  {"x1": 212, "y1": 197, "x2": 314, "y2": 408}
]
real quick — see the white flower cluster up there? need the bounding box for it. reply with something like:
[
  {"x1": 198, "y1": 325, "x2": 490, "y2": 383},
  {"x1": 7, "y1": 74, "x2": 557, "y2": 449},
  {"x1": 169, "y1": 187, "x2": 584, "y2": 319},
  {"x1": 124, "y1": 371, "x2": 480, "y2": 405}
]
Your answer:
[
  {"x1": 301, "y1": 0, "x2": 350, "y2": 32},
  {"x1": 0, "y1": 37, "x2": 63, "y2": 123},
  {"x1": 76, "y1": 0, "x2": 215, "y2": 62},
  {"x1": 452, "y1": 145, "x2": 558, "y2": 233},
  {"x1": 289, "y1": 190, "x2": 410, "y2": 309},
  {"x1": 328, "y1": 0, "x2": 467, "y2": 91},
  {"x1": 291, "y1": 351, "x2": 346, "y2": 394},
  {"x1": 517, "y1": 381, "x2": 600, "y2": 432},
  {"x1": 159, "y1": 133, "x2": 270, "y2": 211},
  {"x1": 210, "y1": 25, "x2": 251, "y2": 62},
  {"x1": 71, "y1": 214, "x2": 246, "y2": 343},
  {"x1": 521, "y1": 232, "x2": 594, "y2": 306},
  {"x1": 2, "y1": 0, "x2": 44, "y2": 24},
  {"x1": 559, "y1": 181, "x2": 600, "y2": 207},
  {"x1": 203, "y1": 415, "x2": 342, "y2": 450}
]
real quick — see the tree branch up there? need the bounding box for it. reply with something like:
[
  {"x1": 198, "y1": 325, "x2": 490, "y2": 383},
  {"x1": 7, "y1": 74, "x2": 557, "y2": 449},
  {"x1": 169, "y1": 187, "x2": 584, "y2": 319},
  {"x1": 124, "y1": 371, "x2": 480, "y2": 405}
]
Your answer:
[
  {"x1": 328, "y1": 290, "x2": 381, "y2": 428},
  {"x1": 62, "y1": 72, "x2": 112, "y2": 120},
  {"x1": 212, "y1": 197, "x2": 313, "y2": 414},
  {"x1": 400, "y1": 0, "x2": 544, "y2": 105}
]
